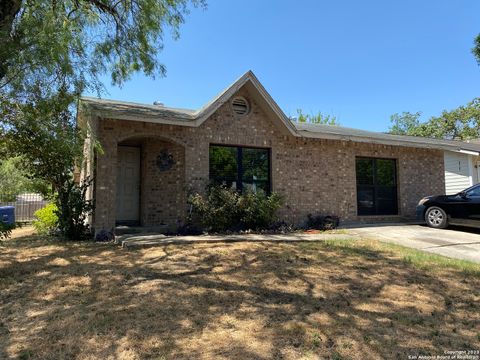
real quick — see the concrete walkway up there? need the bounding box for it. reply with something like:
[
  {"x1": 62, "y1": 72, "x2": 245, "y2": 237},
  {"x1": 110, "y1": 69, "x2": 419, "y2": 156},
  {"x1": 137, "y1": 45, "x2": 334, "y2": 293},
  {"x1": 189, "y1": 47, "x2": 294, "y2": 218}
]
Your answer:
[
  {"x1": 348, "y1": 224, "x2": 480, "y2": 263},
  {"x1": 118, "y1": 223, "x2": 480, "y2": 264},
  {"x1": 118, "y1": 231, "x2": 356, "y2": 249}
]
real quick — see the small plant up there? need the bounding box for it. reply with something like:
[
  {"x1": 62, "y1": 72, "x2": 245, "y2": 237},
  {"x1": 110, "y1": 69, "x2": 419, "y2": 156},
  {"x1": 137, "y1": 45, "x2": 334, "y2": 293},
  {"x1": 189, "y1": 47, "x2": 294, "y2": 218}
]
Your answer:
[
  {"x1": 305, "y1": 214, "x2": 339, "y2": 230},
  {"x1": 310, "y1": 331, "x2": 321, "y2": 348},
  {"x1": 188, "y1": 185, "x2": 283, "y2": 232},
  {"x1": 33, "y1": 203, "x2": 59, "y2": 235}
]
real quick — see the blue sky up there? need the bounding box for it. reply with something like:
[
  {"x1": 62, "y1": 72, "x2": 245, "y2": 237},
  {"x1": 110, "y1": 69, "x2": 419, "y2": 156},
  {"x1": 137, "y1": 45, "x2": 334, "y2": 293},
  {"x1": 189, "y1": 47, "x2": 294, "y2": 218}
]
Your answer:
[{"x1": 87, "y1": 0, "x2": 480, "y2": 132}]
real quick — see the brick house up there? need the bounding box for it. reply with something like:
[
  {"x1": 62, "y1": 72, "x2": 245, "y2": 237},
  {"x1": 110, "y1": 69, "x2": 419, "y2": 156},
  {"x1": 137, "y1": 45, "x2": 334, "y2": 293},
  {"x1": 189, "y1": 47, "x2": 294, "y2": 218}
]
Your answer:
[{"x1": 77, "y1": 71, "x2": 479, "y2": 234}]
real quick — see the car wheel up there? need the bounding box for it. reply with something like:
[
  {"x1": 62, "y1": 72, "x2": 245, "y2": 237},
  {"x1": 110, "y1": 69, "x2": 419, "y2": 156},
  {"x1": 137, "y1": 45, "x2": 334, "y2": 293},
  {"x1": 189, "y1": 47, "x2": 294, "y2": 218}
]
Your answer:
[{"x1": 425, "y1": 206, "x2": 448, "y2": 229}]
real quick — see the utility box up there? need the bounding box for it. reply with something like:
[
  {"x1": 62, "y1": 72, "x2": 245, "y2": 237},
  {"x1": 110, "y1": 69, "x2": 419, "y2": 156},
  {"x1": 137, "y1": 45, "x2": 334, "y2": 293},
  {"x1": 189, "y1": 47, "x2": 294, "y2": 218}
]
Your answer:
[{"x1": 0, "y1": 206, "x2": 15, "y2": 225}]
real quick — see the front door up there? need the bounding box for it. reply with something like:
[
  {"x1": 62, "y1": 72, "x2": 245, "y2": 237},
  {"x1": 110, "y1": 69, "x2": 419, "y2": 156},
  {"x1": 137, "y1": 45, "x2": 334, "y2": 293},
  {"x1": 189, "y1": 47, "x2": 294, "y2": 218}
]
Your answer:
[{"x1": 116, "y1": 146, "x2": 140, "y2": 224}]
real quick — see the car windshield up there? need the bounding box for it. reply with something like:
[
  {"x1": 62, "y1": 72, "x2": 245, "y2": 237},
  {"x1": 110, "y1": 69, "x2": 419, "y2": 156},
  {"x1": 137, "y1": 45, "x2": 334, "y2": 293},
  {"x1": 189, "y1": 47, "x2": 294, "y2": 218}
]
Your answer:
[{"x1": 465, "y1": 184, "x2": 480, "y2": 197}]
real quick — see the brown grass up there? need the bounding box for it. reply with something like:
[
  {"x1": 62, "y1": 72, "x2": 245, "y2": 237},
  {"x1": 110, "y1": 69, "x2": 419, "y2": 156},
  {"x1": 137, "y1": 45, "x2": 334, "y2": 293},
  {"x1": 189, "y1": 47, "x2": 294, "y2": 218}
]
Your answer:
[{"x1": 0, "y1": 229, "x2": 479, "y2": 359}]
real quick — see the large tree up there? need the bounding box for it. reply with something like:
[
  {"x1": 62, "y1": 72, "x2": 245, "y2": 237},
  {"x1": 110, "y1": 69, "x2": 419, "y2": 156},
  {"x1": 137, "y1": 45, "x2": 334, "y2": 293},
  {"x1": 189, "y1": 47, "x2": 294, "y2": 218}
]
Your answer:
[
  {"x1": 0, "y1": 0, "x2": 205, "y2": 94},
  {"x1": 0, "y1": 0, "x2": 205, "y2": 238},
  {"x1": 389, "y1": 111, "x2": 422, "y2": 136},
  {"x1": 388, "y1": 98, "x2": 480, "y2": 140}
]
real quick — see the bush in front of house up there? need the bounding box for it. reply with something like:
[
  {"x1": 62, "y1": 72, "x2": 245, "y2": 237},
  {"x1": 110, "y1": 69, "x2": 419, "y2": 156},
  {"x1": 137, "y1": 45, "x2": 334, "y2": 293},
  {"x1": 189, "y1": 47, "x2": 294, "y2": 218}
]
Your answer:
[
  {"x1": 33, "y1": 203, "x2": 59, "y2": 235},
  {"x1": 56, "y1": 177, "x2": 94, "y2": 240},
  {"x1": 188, "y1": 185, "x2": 283, "y2": 233},
  {"x1": 305, "y1": 213, "x2": 340, "y2": 230},
  {"x1": 238, "y1": 191, "x2": 284, "y2": 231}
]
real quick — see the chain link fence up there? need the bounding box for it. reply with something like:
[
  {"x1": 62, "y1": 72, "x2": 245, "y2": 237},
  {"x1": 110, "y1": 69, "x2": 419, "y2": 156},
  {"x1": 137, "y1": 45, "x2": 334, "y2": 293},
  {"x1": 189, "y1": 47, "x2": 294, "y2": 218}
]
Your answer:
[{"x1": 0, "y1": 193, "x2": 49, "y2": 222}]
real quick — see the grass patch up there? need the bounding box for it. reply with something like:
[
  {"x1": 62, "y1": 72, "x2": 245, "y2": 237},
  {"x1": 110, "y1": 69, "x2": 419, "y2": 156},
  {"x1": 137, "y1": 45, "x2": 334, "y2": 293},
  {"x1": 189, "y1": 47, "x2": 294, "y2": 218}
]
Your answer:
[
  {"x1": 0, "y1": 228, "x2": 479, "y2": 359},
  {"x1": 318, "y1": 238, "x2": 480, "y2": 277}
]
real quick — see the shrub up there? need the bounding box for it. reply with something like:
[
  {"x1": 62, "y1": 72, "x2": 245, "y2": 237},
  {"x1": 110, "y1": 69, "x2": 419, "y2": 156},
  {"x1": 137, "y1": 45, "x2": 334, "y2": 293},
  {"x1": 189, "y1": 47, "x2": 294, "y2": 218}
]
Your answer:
[
  {"x1": 305, "y1": 214, "x2": 340, "y2": 230},
  {"x1": 189, "y1": 185, "x2": 240, "y2": 233},
  {"x1": 33, "y1": 203, "x2": 59, "y2": 235},
  {"x1": 238, "y1": 191, "x2": 283, "y2": 230},
  {"x1": 189, "y1": 185, "x2": 283, "y2": 232},
  {"x1": 56, "y1": 177, "x2": 94, "y2": 240}
]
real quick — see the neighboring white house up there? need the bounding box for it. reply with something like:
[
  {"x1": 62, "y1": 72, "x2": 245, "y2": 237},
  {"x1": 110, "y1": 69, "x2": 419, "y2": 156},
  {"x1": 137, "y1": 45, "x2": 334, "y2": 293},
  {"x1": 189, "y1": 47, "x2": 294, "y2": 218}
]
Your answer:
[{"x1": 444, "y1": 144, "x2": 480, "y2": 194}]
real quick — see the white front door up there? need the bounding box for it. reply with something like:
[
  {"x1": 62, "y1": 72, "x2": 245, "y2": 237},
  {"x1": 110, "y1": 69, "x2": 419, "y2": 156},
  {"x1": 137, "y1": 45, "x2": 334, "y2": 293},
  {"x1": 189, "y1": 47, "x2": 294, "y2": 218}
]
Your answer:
[{"x1": 116, "y1": 146, "x2": 140, "y2": 223}]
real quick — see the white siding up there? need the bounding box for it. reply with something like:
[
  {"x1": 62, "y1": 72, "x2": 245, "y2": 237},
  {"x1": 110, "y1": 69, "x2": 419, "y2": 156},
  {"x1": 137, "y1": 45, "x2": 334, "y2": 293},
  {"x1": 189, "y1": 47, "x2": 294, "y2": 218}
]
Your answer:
[{"x1": 444, "y1": 151, "x2": 472, "y2": 194}]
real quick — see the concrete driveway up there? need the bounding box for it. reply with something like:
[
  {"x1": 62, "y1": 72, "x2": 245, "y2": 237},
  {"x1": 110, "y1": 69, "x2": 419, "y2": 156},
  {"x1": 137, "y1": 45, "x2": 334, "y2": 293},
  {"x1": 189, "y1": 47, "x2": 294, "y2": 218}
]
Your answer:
[{"x1": 348, "y1": 224, "x2": 480, "y2": 263}]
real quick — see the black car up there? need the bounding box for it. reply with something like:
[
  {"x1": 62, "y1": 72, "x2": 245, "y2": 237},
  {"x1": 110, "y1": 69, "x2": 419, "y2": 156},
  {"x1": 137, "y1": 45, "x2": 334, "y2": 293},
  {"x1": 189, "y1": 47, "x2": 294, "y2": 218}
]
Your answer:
[{"x1": 416, "y1": 184, "x2": 480, "y2": 229}]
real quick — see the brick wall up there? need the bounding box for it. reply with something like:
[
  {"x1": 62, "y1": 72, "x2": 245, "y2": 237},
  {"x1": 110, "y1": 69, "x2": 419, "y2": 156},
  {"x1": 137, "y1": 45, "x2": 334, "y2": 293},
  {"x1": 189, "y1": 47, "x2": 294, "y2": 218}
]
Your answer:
[
  {"x1": 92, "y1": 87, "x2": 445, "y2": 232},
  {"x1": 140, "y1": 138, "x2": 186, "y2": 228}
]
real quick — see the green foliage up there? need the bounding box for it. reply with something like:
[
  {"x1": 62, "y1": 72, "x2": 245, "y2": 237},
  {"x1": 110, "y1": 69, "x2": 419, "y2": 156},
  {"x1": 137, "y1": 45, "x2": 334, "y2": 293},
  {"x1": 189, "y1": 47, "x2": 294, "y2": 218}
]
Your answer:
[
  {"x1": 238, "y1": 191, "x2": 283, "y2": 231},
  {"x1": 0, "y1": 156, "x2": 50, "y2": 196},
  {"x1": 389, "y1": 112, "x2": 422, "y2": 136},
  {"x1": 189, "y1": 185, "x2": 283, "y2": 232},
  {"x1": 3, "y1": 88, "x2": 82, "y2": 191},
  {"x1": 0, "y1": 0, "x2": 204, "y2": 240},
  {"x1": 0, "y1": 221, "x2": 15, "y2": 240},
  {"x1": 56, "y1": 177, "x2": 94, "y2": 240},
  {"x1": 2, "y1": 88, "x2": 94, "y2": 240},
  {"x1": 295, "y1": 109, "x2": 339, "y2": 125},
  {"x1": 189, "y1": 186, "x2": 239, "y2": 232},
  {"x1": 33, "y1": 203, "x2": 58, "y2": 235},
  {"x1": 473, "y1": 34, "x2": 480, "y2": 65},
  {"x1": 388, "y1": 98, "x2": 480, "y2": 140},
  {"x1": 0, "y1": 0, "x2": 206, "y2": 95}
]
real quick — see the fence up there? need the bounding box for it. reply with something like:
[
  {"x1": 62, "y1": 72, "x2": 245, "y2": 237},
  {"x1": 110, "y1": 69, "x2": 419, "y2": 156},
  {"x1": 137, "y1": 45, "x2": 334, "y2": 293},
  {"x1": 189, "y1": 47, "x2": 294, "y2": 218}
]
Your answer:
[{"x1": 0, "y1": 193, "x2": 49, "y2": 222}]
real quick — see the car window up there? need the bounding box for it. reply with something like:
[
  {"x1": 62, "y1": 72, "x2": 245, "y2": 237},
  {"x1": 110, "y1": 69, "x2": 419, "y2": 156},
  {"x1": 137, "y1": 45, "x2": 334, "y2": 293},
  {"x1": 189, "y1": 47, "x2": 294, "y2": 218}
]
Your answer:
[{"x1": 466, "y1": 185, "x2": 480, "y2": 197}]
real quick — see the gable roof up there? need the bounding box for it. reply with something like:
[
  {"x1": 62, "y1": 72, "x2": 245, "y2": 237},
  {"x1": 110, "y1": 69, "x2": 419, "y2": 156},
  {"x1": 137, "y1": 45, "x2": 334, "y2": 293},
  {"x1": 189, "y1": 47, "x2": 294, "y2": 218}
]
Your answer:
[
  {"x1": 80, "y1": 70, "x2": 297, "y2": 135},
  {"x1": 79, "y1": 70, "x2": 480, "y2": 155}
]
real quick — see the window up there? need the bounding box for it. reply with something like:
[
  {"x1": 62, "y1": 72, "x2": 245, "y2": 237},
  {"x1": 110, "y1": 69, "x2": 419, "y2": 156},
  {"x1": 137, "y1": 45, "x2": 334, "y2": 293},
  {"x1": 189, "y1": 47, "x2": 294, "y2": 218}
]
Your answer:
[
  {"x1": 209, "y1": 145, "x2": 270, "y2": 193},
  {"x1": 466, "y1": 184, "x2": 480, "y2": 197},
  {"x1": 356, "y1": 157, "x2": 397, "y2": 215}
]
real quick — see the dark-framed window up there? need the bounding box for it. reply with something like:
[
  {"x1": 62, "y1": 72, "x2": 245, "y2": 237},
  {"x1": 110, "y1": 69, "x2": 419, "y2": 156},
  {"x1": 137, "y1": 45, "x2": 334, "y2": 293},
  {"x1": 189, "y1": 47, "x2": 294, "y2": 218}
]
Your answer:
[
  {"x1": 209, "y1": 145, "x2": 271, "y2": 193},
  {"x1": 356, "y1": 157, "x2": 398, "y2": 216}
]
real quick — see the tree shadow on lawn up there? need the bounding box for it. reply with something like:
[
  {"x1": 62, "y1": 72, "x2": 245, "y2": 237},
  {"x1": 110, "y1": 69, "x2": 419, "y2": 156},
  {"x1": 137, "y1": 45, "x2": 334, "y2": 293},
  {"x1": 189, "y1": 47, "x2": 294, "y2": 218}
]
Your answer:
[{"x1": 0, "y1": 237, "x2": 479, "y2": 359}]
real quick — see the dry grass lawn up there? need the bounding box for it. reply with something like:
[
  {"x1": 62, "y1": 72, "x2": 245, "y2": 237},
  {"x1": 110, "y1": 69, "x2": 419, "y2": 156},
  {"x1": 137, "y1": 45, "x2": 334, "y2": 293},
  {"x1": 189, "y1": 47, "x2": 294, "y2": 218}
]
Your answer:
[{"x1": 0, "y1": 228, "x2": 479, "y2": 359}]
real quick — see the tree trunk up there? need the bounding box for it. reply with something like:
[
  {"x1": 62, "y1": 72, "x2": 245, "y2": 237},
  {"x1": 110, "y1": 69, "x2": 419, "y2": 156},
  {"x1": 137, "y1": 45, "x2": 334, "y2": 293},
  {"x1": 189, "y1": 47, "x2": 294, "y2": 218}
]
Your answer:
[{"x1": 0, "y1": 0, "x2": 22, "y2": 82}]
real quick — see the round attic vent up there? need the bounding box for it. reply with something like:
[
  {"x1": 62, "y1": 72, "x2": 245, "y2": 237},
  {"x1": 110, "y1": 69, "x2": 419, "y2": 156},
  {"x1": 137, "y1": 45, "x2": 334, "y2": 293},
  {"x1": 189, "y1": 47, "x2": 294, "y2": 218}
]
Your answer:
[{"x1": 231, "y1": 97, "x2": 250, "y2": 116}]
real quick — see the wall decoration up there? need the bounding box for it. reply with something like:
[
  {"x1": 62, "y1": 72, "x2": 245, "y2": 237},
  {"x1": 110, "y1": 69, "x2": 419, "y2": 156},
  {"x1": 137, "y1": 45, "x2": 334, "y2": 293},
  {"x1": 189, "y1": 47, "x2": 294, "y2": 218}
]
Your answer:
[{"x1": 156, "y1": 150, "x2": 175, "y2": 171}]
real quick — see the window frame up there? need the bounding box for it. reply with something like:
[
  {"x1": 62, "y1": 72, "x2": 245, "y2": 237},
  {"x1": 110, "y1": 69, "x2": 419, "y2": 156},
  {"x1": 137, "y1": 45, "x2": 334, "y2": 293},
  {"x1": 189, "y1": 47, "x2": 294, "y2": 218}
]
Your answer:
[
  {"x1": 209, "y1": 144, "x2": 272, "y2": 194},
  {"x1": 355, "y1": 156, "x2": 398, "y2": 216}
]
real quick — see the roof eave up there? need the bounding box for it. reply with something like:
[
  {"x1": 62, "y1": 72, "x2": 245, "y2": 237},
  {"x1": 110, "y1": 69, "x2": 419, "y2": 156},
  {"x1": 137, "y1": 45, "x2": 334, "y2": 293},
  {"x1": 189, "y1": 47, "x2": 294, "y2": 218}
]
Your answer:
[{"x1": 297, "y1": 130, "x2": 475, "y2": 152}]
